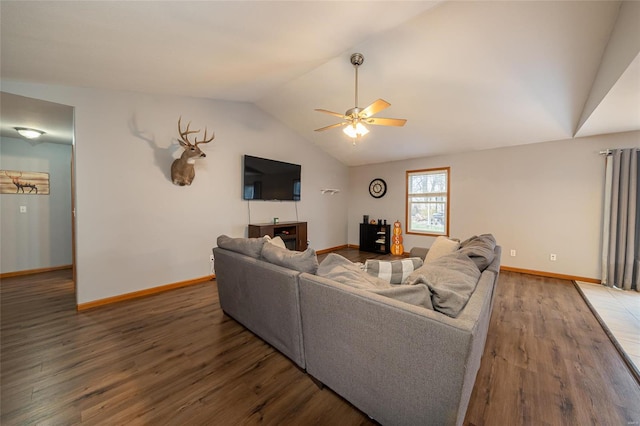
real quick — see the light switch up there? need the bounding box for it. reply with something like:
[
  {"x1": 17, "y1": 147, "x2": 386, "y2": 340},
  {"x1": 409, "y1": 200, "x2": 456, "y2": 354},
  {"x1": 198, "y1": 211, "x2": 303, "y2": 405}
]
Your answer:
[{"x1": 20, "y1": 206, "x2": 27, "y2": 213}]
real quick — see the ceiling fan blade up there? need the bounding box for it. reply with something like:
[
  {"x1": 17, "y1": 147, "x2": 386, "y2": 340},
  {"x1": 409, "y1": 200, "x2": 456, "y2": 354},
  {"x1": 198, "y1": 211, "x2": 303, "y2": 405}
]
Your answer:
[
  {"x1": 315, "y1": 109, "x2": 347, "y2": 119},
  {"x1": 359, "y1": 99, "x2": 391, "y2": 118},
  {"x1": 314, "y1": 122, "x2": 349, "y2": 132},
  {"x1": 365, "y1": 117, "x2": 407, "y2": 127}
]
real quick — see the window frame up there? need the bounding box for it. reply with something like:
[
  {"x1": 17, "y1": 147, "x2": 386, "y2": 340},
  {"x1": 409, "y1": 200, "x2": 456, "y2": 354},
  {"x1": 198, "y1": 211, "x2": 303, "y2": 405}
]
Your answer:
[{"x1": 405, "y1": 167, "x2": 450, "y2": 237}]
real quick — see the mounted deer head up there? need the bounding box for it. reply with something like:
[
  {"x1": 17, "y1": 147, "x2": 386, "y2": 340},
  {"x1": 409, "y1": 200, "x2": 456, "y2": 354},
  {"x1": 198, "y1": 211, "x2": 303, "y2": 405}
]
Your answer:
[{"x1": 171, "y1": 117, "x2": 215, "y2": 186}]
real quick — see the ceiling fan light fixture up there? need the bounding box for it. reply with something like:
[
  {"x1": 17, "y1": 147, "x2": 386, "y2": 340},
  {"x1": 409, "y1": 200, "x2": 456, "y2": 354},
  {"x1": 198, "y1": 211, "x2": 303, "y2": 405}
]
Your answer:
[
  {"x1": 314, "y1": 52, "x2": 406, "y2": 140},
  {"x1": 343, "y1": 122, "x2": 369, "y2": 138},
  {"x1": 14, "y1": 127, "x2": 45, "y2": 139}
]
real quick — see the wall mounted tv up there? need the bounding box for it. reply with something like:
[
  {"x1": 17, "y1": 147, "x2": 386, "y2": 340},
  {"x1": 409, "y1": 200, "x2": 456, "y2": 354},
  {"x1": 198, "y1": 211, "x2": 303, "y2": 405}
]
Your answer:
[{"x1": 243, "y1": 155, "x2": 301, "y2": 201}]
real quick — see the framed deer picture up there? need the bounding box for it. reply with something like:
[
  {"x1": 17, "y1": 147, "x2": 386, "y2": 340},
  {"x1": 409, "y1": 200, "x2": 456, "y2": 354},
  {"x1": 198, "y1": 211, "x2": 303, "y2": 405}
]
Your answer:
[{"x1": 0, "y1": 170, "x2": 50, "y2": 195}]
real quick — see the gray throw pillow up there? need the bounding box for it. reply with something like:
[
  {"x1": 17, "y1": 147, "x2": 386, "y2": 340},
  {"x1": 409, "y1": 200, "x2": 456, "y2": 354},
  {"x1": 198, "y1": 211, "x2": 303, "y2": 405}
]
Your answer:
[
  {"x1": 405, "y1": 252, "x2": 481, "y2": 317},
  {"x1": 364, "y1": 257, "x2": 424, "y2": 284},
  {"x1": 458, "y1": 233, "x2": 496, "y2": 271},
  {"x1": 217, "y1": 235, "x2": 265, "y2": 258},
  {"x1": 459, "y1": 235, "x2": 478, "y2": 248},
  {"x1": 261, "y1": 243, "x2": 319, "y2": 274}
]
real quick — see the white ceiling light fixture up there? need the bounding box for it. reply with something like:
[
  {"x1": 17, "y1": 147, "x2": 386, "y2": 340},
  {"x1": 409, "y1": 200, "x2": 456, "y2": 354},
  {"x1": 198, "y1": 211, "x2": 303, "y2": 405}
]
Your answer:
[
  {"x1": 315, "y1": 53, "x2": 406, "y2": 145},
  {"x1": 343, "y1": 122, "x2": 369, "y2": 139},
  {"x1": 14, "y1": 127, "x2": 45, "y2": 139}
]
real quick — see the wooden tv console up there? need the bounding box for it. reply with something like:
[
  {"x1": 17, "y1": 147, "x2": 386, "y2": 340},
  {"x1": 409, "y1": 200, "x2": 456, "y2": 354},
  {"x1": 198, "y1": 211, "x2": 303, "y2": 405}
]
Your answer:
[{"x1": 248, "y1": 221, "x2": 308, "y2": 251}]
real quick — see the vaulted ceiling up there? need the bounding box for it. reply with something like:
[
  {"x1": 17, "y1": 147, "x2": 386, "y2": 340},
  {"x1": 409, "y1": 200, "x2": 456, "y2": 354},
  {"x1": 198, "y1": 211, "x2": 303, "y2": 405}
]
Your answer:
[{"x1": 2, "y1": 1, "x2": 638, "y2": 165}]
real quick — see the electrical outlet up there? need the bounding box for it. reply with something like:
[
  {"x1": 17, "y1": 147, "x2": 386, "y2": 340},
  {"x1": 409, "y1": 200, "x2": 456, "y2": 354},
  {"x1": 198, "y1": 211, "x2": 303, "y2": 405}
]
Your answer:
[
  {"x1": 550, "y1": 253, "x2": 557, "y2": 261},
  {"x1": 210, "y1": 254, "x2": 215, "y2": 262},
  {"x1": 510, "y1": 249, "x2": 516, "y2": 257}
]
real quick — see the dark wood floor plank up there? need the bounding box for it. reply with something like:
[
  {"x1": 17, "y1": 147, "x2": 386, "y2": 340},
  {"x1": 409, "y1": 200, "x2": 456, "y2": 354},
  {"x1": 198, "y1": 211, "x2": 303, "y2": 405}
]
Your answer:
[{"x1": 2, "y1": 250, "x2": 639, "y2": 425}]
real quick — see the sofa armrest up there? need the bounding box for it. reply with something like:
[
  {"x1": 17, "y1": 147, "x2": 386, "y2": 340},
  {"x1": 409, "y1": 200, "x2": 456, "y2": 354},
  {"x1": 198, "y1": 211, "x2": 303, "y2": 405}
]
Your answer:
[
  {"x1": 409, "y1": 246, "x2": 429, "y2": 260},
  {"x1": 213, "y1": 247, "x2": 305, "y2": 368}
]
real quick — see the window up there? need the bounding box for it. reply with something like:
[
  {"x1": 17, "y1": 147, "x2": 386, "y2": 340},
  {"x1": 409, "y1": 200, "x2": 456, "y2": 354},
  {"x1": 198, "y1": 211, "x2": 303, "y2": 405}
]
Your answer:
[{"x1": 406, "y1": 167, "x2": 450, "y2": 236}]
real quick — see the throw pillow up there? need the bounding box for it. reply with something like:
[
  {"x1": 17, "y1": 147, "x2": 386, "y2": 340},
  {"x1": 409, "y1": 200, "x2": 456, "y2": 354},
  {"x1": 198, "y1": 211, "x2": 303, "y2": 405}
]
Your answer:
[
  {"x1": 424, "y1": 236, "x2": 460, "y2": 263},
  {"x1": 217, "y1": 235, "x2": 265, "y2": 259},
  {"x1": 317, "y1": 253, "x2": 391, "y2": 289},
  {"x1": 458, "y1": 233, "x2": 496, "y2": 271},
  {"x1": 261, "y1": 243, "x2": 319, "y2": 274},
  {"x1": 405, "y1": 252, "x2": 481, "y2": 317},
  {"x1": 363, "y1": 258, "x2": 424, "y2": 284},
  {"x1": 459, "y1": 235, "x2": 478, "y2": 248}
]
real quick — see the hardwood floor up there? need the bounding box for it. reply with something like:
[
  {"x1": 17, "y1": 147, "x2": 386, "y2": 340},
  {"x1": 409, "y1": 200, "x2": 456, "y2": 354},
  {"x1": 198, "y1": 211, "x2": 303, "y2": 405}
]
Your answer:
[
  {"x1": 2, "y1": 249, "x2": 639, "y2": 425},
  {"x1": 575, "y1": 281, "x2": 640, "y2": 379}
]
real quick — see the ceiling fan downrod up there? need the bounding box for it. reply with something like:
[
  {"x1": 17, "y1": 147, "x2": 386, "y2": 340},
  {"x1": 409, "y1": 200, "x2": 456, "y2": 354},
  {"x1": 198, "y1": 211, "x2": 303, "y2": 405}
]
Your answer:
[{"x1": 351, "y1": 53, "x2": 364, "y2": 111}]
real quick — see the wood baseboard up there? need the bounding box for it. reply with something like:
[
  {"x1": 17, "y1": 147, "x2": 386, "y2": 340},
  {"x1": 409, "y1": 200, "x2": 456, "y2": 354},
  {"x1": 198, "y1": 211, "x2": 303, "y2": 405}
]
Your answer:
[
  {"x1": 77, "y1": 275, "x2": 215, "y2": 311},
  {"x1": 316, "y1": 244, "x2": 349, "y2": 255},
  {"x1": 1, "y1": 264, "x2": 72, "y2": 279},
  {"x1": 500, "y1": 266, "x2": 600, "y2": 284}
]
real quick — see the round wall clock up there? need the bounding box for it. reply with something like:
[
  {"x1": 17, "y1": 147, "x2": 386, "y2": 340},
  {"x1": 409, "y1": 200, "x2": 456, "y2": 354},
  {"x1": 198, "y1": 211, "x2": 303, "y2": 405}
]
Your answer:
[{"x1": 369, "y1": 178, "x2": 387, "y2": 198}]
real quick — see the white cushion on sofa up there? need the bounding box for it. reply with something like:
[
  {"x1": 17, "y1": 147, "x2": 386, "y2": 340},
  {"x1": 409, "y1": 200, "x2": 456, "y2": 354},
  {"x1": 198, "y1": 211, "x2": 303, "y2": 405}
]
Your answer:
[
  {"x1": 264, "y1": 235, "x2": 287, "y2": 249},
  {"x1": 424, "y1": 236, "x2": 460, "y2": 263}
]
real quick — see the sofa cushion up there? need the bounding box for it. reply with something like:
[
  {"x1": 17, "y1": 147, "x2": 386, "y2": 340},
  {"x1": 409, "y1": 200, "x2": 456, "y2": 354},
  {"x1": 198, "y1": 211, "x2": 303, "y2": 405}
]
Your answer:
[
  {"x1": 457, "y1": 234, "x2": 496, "y2": 271},
  {"x1": 405, "y1": 252, "x2": 481, "y2": 317},
  {"x1": 424, "y1": 236, "x2": 460, "y2": 263},
  {"x1": 261, "y1": 243, "x2": 319, "y2": 274},
  {"x1": 217, "y1": 235, "x2": 265, "y2": 258},
  {"x1": 363, "y1": 258, "x2": 424, "y2": 284},
  {"x1": 317, "y1": 253, "x2": 391, "y2": 289}
]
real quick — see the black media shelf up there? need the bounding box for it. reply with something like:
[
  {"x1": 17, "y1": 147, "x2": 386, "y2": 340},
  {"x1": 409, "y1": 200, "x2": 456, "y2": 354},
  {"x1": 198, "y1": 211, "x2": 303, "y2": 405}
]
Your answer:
[{"x1": 359, "y1": 223, "x2": 391, "y2": 254}]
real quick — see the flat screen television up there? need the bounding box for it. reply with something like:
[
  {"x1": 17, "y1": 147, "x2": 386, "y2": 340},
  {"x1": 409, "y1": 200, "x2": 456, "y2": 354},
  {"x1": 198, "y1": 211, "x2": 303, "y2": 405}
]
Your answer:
[{"x1": 243, "y1": 155, "x2": 301, "y2": 201}]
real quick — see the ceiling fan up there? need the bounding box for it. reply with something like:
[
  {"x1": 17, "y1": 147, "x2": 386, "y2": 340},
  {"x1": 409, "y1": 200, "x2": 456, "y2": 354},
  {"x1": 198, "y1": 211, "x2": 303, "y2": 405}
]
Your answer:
[{"x1": 315, "y1": 53, "x2": 407, "y2": 143}]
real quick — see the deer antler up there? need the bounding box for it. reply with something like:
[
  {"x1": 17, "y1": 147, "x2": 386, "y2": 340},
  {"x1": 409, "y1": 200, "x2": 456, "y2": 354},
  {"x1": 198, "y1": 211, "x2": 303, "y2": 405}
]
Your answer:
[
  {"x1": 195, "y1": 128, "x2": 215, "y2": 146},
  {"x1": 177, "y1": 116, "x2": 200, "y2": 146},
  {"x1": 177, "y1": 116, "x2": 215, "y2": 146}
]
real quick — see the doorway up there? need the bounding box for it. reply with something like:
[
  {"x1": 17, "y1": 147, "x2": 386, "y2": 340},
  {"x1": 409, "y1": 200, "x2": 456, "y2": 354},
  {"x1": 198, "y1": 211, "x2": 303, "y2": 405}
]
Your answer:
[{"x1": 0, "y1": 92, "x2": 76, "y2": 295}]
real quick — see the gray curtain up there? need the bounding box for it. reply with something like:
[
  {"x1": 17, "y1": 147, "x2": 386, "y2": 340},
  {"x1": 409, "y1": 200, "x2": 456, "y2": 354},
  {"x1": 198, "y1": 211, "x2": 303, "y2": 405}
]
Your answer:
[{"x1": 602, "y1": 148, "x2": 639, "y2": 291}]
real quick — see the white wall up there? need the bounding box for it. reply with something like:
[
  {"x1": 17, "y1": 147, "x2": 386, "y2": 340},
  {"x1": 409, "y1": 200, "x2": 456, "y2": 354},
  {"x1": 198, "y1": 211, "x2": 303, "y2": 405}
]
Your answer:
[
  {"x1": 0, "y1": 136, "x2": 73, "y2": 273},
  {"x1": 349, "y1": 131, "x2": 640, "y2": 280},
  {"x1": 1, "y1": 81, "x2": 349, "y2": 304}
]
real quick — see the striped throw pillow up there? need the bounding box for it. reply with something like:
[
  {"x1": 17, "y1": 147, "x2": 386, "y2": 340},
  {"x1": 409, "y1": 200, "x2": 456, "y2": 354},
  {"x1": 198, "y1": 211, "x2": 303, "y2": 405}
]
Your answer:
[{"x1": 364, "y1": 258, "x2": 424, "y2": 284}]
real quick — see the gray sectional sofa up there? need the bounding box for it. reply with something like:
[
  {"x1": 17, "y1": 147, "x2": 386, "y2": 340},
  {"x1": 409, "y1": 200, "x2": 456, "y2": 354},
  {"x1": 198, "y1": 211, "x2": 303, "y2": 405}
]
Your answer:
[{"x1": 213, "y1": 234, "x2": 501, "y2": 426}]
